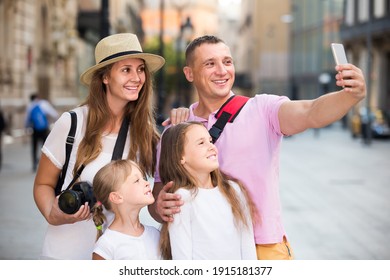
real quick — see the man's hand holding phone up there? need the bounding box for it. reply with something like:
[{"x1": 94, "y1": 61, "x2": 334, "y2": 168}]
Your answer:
[
  {"x1": 331, "y1": 43, "x2": 351, "y2": 88},
  {"x1": 331, "y1": 43, "x2": 348, "y2": 65}
]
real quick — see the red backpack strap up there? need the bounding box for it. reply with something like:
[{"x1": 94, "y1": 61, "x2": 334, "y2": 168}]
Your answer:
[
  {"x1": 215, "y1": 95, "x2": 250, "y2": 122},
  {"x1": 209, "y1": 95, "x2": 250, "y2": 143}
]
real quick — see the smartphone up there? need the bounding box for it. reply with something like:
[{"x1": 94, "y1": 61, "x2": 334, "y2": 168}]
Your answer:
[{"x1": 331, "y1": 43, "x2": 348, "y2": 65}]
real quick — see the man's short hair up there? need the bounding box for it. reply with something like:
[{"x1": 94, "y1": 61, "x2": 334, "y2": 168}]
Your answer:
[
  {"x1": 185, "y1": 35, "x2": 225, "y2": 66},
  {"x1": 30, "y1": 93, "x2": 38, "y2": 102}
]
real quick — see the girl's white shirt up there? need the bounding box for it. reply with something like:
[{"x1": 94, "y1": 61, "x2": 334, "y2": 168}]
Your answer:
[
  {"x1": 93, "y1": 226, "x2": 161, "y2": 260},
  {"x1": 169, "y1": 181, "x2": 257, "y2": 260}
]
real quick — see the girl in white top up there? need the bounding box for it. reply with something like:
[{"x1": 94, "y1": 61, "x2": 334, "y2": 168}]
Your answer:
[
  {"x1": 92, "y1": 160, "x2": 160, "y2": 260},
  {"x1": 159, "y1": 121, "x2": 257, "y2": 260}
]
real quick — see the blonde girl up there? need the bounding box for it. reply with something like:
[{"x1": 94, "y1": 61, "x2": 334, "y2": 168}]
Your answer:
[{"x1": 91, "y1": 160, "x2": 160, "y2": 260}]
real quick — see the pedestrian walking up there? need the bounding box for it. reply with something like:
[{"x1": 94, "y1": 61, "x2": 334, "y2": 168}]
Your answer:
[{"x1": 25, "y1": 93, "x2": 59, "y2": 171}]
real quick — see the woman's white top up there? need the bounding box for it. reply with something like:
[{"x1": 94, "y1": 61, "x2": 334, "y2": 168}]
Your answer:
[
  {"x1": 169, "y1": 181, "x2": 257, "y2": 260},
  {"x1": 40, "y1": 106, "x2": 131, "y2": 259},
  {"x1": 93, "y1": 226, "x2": 161, "y2": 260}
]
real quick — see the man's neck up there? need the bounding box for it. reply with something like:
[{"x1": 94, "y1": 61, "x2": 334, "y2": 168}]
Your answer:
[{"x1": 194, "y1": 93, "x2": 233, "y2": 119}]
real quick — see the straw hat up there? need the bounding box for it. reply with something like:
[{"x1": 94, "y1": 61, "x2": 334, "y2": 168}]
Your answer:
[{"x1": 80, "y1": 33, "x2": 165, "y2": 86}]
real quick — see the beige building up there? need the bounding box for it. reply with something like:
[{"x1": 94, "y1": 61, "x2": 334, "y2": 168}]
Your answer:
[
  {"x1": 235, "y1": 0, "x2": 291, "y2": 96},
  {"x1": 0, "y1": 0, "x2": 144, "y2": 136},
  {"x1": 0, "y1": 0, "x2": 79, "y2": 136}
]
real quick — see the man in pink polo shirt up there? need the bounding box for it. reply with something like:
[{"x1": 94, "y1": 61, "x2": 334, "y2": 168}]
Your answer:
[{"x1": 149, "y1": 35, "x2": 366, "y2": 260}]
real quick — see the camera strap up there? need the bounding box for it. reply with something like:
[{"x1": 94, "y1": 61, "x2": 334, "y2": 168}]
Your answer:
[
  {"x1": 62, "y1": 115, "x2": 130, "y2": 192},
  {"x1": 55, "y1": 111, "x2": 77, "y2": 196},
  {"x1": 111, "y1": 115, "x2": 130, "y2": 160}
]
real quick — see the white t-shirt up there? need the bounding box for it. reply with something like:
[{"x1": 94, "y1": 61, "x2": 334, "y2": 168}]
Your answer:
[
  {"x1": 169, "y1": 181, "x2": 257, "y2": 260},
  {"x1": 93, "y1": 226, "x2": 161, "y2": 260},
  {"x1": 40, "y1": 106, "x2": 131, "y2": 259}
]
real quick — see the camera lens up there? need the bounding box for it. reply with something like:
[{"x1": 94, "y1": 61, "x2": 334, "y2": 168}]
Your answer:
[
  {"x1": 58, "y1": 181, "x2": 94, "y2": 215},
  {"x1": 58, "y1": 190, "x2": 83, "y2": 214}
]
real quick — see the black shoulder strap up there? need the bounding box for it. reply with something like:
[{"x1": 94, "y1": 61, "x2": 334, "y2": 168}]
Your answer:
[
  {"x1": 55, "y1": 111, "x2": 77, "y2": 196},
  {"x1": 111, "y1": 116, "x2": 130, "y2": 160},
  {"x1": 209, "y1": 95, "x2": 249, "y2": 143},
  {"x1": 58, "y1": 114, "x2": 130, "y2": 193}
]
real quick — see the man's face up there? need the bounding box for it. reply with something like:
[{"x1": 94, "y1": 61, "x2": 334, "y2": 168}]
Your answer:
[{"x1": 185, "y1": 42, "x2": 235, "y2": 100}]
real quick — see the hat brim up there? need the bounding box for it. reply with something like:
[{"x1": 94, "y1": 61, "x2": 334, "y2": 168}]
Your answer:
[{"x1": 80, "y1": 53, "x2": 165, "y2": 86}]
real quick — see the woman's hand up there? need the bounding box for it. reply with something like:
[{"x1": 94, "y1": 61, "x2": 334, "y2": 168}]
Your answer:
[
  {"x1": 47, "y1": 196, "x2": 91, "y2": 225},
  {"x1": 33, "y1": 154, "x2": 90, "y2": 226}
]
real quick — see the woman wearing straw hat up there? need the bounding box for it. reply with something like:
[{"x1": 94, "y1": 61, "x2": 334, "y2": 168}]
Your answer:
[{"x1": 33, "y1": 33, "x2": 184, "y2": 259}]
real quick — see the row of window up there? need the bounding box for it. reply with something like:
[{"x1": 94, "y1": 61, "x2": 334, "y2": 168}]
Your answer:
[{"x1": 345, "y1": 0, "x2": 390, "y2": 25}]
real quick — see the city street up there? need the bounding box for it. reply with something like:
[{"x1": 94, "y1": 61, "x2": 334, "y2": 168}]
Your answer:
[{"x1": 0, "y1": 122, "x2": 389, "y2": 260}]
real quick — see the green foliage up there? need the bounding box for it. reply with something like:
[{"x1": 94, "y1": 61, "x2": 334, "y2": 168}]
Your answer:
[{"x1": 143, "y1": 37, "x2": 185, "y2": 98}]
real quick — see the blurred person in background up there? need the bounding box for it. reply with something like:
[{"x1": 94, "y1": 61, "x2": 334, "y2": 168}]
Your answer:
[{"x1": 25, "y1": 93, "x2": 59, "y2": 171}]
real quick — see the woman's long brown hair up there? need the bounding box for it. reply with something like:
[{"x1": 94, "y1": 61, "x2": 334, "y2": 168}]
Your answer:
[
  {"x1": 158, "y1": 122, "x2": 258, "y2": 260},
  {"x1": 73, "y1": 62, "x2": 160, "y2": 177}
]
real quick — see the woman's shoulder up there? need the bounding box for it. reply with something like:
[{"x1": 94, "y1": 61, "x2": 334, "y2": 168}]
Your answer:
[
  {"x1": 69, "y1": 105, "x2": 88, "y2": 119},
  {"x1": 56, "y1": 105, "x2": 87, "y2": 124}
]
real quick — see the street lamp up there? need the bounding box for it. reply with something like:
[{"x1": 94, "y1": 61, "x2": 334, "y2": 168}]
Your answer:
[
  {"x1": 318, "y1": 72, "x2": 331, "y2": 94},
  {"x1": 363, "y1": 1, "x2": 373, "y2": 145},
  {"x1": 176, "y1": 16, "x2": 193, "y2": 107},
  {"x1": 100, "y1": 0, "x2": 110, "y2": 38},
  {"x1": 156, "y1": 0, "x2": 165, "y2": 130}
]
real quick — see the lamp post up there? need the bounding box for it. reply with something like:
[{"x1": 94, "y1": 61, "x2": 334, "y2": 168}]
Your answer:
[
  {"x1": 100, "y1": 0, "x2": 110, "y2": 38},
  {"x1": 176, "y1": 16, "x2": 193, "y2": 107},
  {"x1": 156, "y1": 0, "x2": 165, "y2": 130},
  {"x1": 281, "y1": 12, "x2": 294, "y2": 99},
  {"x1": 363, "y1": 1, "x2": 373, "y2": 145}
]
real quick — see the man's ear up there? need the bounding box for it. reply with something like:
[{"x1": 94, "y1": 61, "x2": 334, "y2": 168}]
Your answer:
[{"x1": 183, "y1": 66, "x2": 193, "y2": 82}]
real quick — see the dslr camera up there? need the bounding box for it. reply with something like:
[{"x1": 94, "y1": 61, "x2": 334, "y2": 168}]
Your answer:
[{"x1": 58, "y1": 181, "x2": 96, "y2": 214}]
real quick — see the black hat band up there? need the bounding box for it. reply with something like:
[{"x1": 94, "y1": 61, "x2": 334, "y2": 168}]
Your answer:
[{"x1": 99, "y1": 51, "x2": 143, "y2": 64}]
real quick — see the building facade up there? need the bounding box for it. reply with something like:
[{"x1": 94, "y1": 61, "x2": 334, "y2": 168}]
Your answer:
[
  {"x1": 0, "y1": 0, "x2": 144, "y2": 137},
  {"x1": 289, "y1": 0, "x2": 345, "y2": 101},
  {"x1": 235, "y1": 0, "x2": 291, "y2": 96},
  {"x1": 340, "y1": 0, "x2": 390, "y2": 116},
  {"x1": 0, "y1": 0, "x2": 79, "y2": 136}
]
